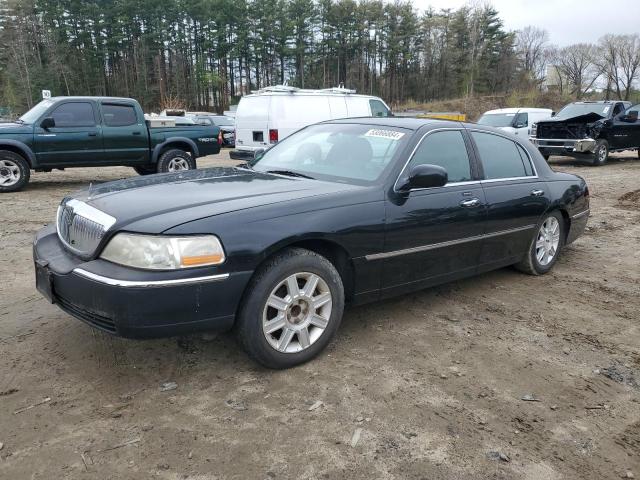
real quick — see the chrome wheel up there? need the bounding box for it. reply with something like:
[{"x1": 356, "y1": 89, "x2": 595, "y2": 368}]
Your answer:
[
  {"x1": 262, "y1": 272, "x2": 332, "y2": 353},
  {"x1": 167, "y1": 157, "x2": 190, "y2": 171},
  {"x1": 535, "y1": 217, "x2": 560, "y2": 266},
  {"x1": 0, "y1": 159, "x2": 21, "y2": 186},
  {"x1": 597, "y1": 146, "x2": 607, "y2": 163}
]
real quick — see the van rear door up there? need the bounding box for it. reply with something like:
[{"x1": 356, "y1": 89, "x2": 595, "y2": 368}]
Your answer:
[
  {"x1": 328, "y1": 96, "x2": 348, "y2": 119},
  {"x1": 271, "y1": 96, "x2": 332, "y2": 141},
  {"x1": 235, "y1": 96, "x2": 271, "y2": 152}
]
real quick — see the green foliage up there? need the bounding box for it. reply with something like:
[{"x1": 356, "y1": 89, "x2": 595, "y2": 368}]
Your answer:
[{"x1": 0, "y1": 0, "x2": 523, "y2": 113}]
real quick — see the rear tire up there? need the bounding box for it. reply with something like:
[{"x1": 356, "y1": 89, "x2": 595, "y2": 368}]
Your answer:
[
  {"x1": 235, "y1": 248, "x2": 345, "y2": 369},
  {"x1": 515, "y1": 211, "x2": 565, "y2": 276},
  {"x1": 133, "y1": 165, "x2": 157, "y2": 176},
  {"x1": 592, "y1": 139, "x2": 609, "y2": 166},
  {"x1": 156, "y1": 149, "x2": 196, "y2": 173},
  {"x1": 0, "y1": 150, "x2": 30, "y2": 193}
]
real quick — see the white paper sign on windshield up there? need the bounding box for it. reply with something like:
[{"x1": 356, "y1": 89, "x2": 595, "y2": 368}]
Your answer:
[{"x1": 364, "y1": 129, "x2": 405, "y2": 140}]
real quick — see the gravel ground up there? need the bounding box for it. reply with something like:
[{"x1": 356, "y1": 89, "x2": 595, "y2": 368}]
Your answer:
[{"x1": 0, "y1": 150, "x2": 639, "y2": 480}]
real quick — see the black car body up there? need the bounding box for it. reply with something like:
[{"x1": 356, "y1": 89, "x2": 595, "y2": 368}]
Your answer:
[
  {"x1": 191, "y1": 114, "x2": 235, "y2": 147},
  {"x1": 530, "y1": 100, "x2": 640, "y2": 164},
  {"x1": 34, "y1": 118, "x2": 589, "y2": 367}
]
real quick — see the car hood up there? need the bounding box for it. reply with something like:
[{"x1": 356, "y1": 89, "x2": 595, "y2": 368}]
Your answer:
[
  {"x1": 538, "y1": 112, "x2": 605, "y2": 125},
  {"x1": 70, "y1": 167, "x2": 360, "y2": 233},
  {"x1": 0, "y1": 122, "x2": 32, "y2": 134}
]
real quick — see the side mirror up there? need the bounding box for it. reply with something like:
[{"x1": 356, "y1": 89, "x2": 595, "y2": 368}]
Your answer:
[
  {"x1": 514, "y1": 122, "x2": 527, "y2": 129},
  {"x1": 398, "y1": 164, "x2": 448, "y2": 191},
  {"x1": 551, "y1": 111, "x2": 556, "y2": 117},
  {"x1": 40, "y1": 117, "x2": 55, "y2": 129}
]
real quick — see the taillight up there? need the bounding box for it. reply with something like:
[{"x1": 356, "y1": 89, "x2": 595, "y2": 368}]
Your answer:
[
  {"x1": 217, "y1": 131, "x2": 223, "y2": 145},
  {"x1": 269, "y1": 129, "x2": 278, "y2": 144}
]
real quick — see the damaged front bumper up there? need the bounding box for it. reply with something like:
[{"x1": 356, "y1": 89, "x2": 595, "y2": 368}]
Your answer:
[{"x1": 530, "y1": 137, "x2": 597, "y2": 154}]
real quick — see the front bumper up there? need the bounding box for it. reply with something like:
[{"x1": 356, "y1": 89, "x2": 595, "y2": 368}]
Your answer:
[
  {"x1": 33, "y1": 225, "x2": 252, "y2": 338},
  {"x1": 229, "y1": 149, "x2": 256, "y2": 161},
  {"x1": 530, "y1": 137, "x2": 597, "y2": 155}
]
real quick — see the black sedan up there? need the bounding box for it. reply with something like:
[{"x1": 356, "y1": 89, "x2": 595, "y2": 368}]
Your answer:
[{"x1": 33, "y1": 118, "x2": 590, "y2": 368}]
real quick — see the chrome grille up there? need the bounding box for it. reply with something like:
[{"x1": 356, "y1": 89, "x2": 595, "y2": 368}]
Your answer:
[{"x1": 56, "y1": 198, "x2": 116, "y2": 257}]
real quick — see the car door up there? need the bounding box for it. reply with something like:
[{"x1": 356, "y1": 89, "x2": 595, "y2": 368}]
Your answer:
[
  {"x1": 99, "y1": 102, "x2": 149, "y2": 164},
  {"x1": 612, "y1": 104, "x2": 640, "y2": 149},
  {"x1": 380, "y1": 129, "x2": 487, "y2": 292},
  {"x1": 34, "y1": 101, "x2": 103, "y2": 166},
  {"x1": 468, "y1": 130, "x2": 550, "y2": 271},
  {"x1": 512, "y1": 112, "x2": 528, "y2": 137}
]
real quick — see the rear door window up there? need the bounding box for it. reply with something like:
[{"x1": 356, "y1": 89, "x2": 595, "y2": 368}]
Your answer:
[
  {"x1": 407, "y1": 130, "x2": 472, "y2": 183},
  {"x1": 51, "y1": 102, "x2": 96, "y2": 127},
  {"x1": 471, "y1": 131, "x2": 533, "y2": 179},
  {"x1": 102, "y1": 104, "x2": 138, "y2": 126}
]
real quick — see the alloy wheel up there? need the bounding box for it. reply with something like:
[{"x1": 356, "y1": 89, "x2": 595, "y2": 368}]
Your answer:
[
  {"x1": 0, "y1": 159, "x2": 21, "y2": 186},
  {"x1": 262, "y1": 272, "x2": 332, "y2": 353},
  {"x1": 167, "y1": 157, "x2": 190, "y2": 171},
  {"x1": 535, "y1": 217, "x2": 560, "y2": 266}
]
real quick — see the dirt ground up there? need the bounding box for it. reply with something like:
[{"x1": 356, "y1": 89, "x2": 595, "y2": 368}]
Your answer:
[{"x1": 1, "y1": 150, "x2": 639, "y2": 480}]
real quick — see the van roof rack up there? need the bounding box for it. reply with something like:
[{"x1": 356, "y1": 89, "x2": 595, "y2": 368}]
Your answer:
[{"x1": 250, "y1": 84, "x2": 357, "y2": 95}]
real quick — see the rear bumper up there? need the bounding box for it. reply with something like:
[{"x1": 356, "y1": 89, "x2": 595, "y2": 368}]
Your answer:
[
  {"x1": 530, "y1": 137, "x2": 597, "y2": 155},
  {"x1": 229, "y1": 149, "x2": 256, "y2": 161},
  {"x1": 33, "y1": 225, "x2": 252, "y2": 339}
]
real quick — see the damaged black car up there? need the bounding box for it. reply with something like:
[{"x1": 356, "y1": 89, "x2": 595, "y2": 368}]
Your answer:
[{"x1": 530, "y1": 100, "x2": 640, "y2": 165}]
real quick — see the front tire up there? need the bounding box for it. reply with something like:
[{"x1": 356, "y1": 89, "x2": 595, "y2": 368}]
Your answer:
[
  {"x1": 516, "y1": 211, "x2": 565, "y2": 275},
  {"x1": 592, "y1": 139, "x2": 609, "y2": 166},
  {"x1": 235, "y1": 248, "x2": 345, "y2": 369},
  {"x1": 156, "y1": 149, "x2": 196, "y2": 173},
  {"x1": 0, "y1": 150, "x2": 30, "y2": 193}
]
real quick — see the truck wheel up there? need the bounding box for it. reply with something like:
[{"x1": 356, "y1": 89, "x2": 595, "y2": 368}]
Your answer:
[
  {"x1": 235, "y1": 248, "x2": 345, "y2": 369},
  {"x1": 0, "y1": 150, "x2": 30, "y2": 193},
  {"x1": 156, "y1": 149, "x2": 196, "y2": 173},
  {"x1": 592, "y1": 140, "x2": 609, "y2": 166},
  {"x1": 133, "y1": 165, "x2": 157, "y2": 176}
]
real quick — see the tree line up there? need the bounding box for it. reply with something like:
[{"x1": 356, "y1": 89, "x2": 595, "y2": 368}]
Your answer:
[{"x1": 0, "y1": 0, "x2": 638, "y2": 115}]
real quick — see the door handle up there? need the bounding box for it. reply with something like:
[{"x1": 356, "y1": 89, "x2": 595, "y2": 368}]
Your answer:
[
  {"x1": 460, "y1": 198, "x2": 481, "y2": 208},
  {"x1": 132, "y1": 131, "x2": 141, "y2": 135},
  {"x1": 88, "y1": 132, "x2": 97, "y2": 137},
  {"x1": 531, "y1": 189, "x2": 544, "y2": 197}
]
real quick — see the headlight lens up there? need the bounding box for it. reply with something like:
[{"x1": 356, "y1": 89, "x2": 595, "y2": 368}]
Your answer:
[{"x1": 100, "y1": 233, "x2": 225, "y2": 270}]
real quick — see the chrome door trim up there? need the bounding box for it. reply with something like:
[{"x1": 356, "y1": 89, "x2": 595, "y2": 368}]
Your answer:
[
  {"x1": 365, "y1": 224, "x2": 536, "y2": 261},
  {"x1": 571, "y1": 209, "x2": 590, "y2": 220},
  {"x1": 73, "y1": 268, "x2": 230, "y2": 287}
]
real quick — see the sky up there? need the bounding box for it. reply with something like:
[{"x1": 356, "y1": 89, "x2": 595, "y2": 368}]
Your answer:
[{"x1": 412, "y1": 0, "x2": 640, "y2": 46}]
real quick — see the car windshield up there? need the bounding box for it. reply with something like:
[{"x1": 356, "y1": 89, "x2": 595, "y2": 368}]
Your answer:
[
  {"x1": 555, "y1": 103, "x2": 611, "y2": 119},
  {"x1": 251, "y1": 123, "x2": 408, "y2": 185},
  {"x1": 19, "y1": 99, "x2": 54, "y2": 124},
  {"x1": 477, "y1": 113, "x2": 515, "y2": 127}
]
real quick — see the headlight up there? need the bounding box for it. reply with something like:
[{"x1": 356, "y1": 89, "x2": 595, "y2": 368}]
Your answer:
[{"x1": 100, "y1": 233, "x2": 225, "y2": 270}]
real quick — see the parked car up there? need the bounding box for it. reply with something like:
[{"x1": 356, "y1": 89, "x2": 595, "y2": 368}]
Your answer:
[
  {"x1": 190, "y1": 114, "x2": 235, "y2": 147},
  {"x1": 0, "y1": 96, "x2": 223, "y2": 192},
  {"x1": 530, "y1": 100, "x2": 639, "y2": 165},
  {"x1": 230, "y1": 85, "x2": 392, "y2": 160},
  {"x1": 477, "y1": 108, "x2": 552, "y2": 138},
  {"x1": 34, "y1": 118, "x2": 589, "y2": 368}
]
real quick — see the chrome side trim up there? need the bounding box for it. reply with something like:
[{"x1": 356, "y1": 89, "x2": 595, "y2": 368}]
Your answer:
[
  {"x1": 365, "y1": 224, "x2": 536, "y2": 261},
  {"x1": 73, "y1": 268, "x2": 229, "y2": 287},
  {"x1": 571, "y1": 209, "x2": 590, "y2": 220}
]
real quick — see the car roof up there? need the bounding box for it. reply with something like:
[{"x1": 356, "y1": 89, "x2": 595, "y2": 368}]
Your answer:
[
  {"x1": 325, "y1": 117, "x2": 459, "y2": 130},
  {"x1": 50, "y1": 96, "x2": 135, "y2": 103},
  {"x1": 483, "y1": 108, "x2": 551, "y2": 115}
]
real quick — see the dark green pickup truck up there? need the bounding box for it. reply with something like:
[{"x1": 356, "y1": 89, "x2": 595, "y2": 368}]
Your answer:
[{"x1": 0, "y1": 96, "x2": 222, "y2": 192}]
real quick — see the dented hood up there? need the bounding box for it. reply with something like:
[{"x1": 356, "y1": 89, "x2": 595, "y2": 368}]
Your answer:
[{"x1": 541, "y1": 112, "x2": 605, "y2": 124}]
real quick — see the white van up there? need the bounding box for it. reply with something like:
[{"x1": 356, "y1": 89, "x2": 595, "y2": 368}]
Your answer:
[
  {"x1": 230, "y1": 85, "x2": 392, "y2": 160},
  {"x1": 477, "y1": 108, "x2": 552, "y2": 138}
]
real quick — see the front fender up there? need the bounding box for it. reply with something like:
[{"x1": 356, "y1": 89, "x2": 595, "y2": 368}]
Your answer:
[{"x1": 0, "y1": 140, "x2": 37, "y2": 167}]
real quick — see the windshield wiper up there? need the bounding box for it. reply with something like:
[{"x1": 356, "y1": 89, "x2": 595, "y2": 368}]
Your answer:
[{"x1": 266, "y1": 170, "x2": 315, "y2": 180}]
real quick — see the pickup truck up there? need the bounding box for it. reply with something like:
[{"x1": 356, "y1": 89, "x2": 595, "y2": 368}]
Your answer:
[
  {"x1": 530, "y1": 100, "x2": 640, "y2": 165},
  {"x1": 0, "y1": 96, "x2": 222, "y2": 192}
]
